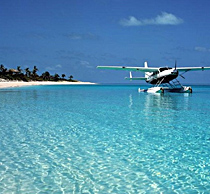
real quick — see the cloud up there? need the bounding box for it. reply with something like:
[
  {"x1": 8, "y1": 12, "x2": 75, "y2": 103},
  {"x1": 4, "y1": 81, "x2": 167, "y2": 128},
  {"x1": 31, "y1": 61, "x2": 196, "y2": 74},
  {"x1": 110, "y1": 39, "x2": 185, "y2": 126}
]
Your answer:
[
  {"x1": 46, "y1": 64, "x2": 62, "y2": 71},
  {"x1": 79, "y1": 61, "x2": 93, "y2": 69},
  {"x1": 63, "y1": 33, "x2": 99, "y2": 40},
  {"x1": 120, "y1": 12, "x2": 183, "y2": 26},
  {"x1": 194, "y1": 47, "x2": 210, "y2": 52},
  {"x1": 55, "y1": 64, "x2": 62, "y2": 68}
]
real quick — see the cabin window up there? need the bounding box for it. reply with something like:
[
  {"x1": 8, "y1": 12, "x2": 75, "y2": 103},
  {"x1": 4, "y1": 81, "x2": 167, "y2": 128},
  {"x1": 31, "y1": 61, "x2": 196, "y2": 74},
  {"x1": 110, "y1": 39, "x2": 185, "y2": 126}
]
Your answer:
[{"x1": 159, "y1": 67, "x2": 172, "y2": 72}]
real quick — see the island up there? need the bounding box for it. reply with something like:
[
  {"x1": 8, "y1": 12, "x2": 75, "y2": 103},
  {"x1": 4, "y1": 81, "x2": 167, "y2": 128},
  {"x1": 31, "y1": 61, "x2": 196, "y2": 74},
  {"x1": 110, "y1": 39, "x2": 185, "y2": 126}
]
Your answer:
[{"x1": 0, "y1": 64, "x2": 95, "y2": 88}]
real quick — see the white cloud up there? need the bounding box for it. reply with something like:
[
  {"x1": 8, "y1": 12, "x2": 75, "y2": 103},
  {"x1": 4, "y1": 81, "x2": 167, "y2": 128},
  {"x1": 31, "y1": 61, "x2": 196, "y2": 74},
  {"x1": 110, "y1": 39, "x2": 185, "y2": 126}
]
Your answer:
[
  {"x1": 55, "y1": 64, "x2": 62, "y2": 68},
  {"x1": 46, "y1": 64, "x2": 62, "y2": 71},
  {"x1": 80, "y1": 61, "x2": 93, "y2": 69},
  {"x1": 120, "y1": 12, "x2": 183, "y2": 26},
  {"x1": 64, "y1": 33, "x2": 99, "y2": 40},
  {"x1": 120, "y1": 16, "x2": 143, "y2": 26},
  {"x1": 194, "y1": 47, "x2": 210, "y2": 52},
  {"x1": 68, "y1": 35, "x2": 82, "y2": 40}
]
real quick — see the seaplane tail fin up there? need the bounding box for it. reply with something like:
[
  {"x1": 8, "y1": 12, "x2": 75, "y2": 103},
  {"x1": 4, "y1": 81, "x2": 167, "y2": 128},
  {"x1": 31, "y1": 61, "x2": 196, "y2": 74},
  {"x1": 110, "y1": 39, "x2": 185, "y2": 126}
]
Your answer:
[
  {"x1": 144, "y1": 61, "x2": 151, "y2": 78},
  {"x1": 144, "y1": 61, "x2": 148, "y2": 68}
]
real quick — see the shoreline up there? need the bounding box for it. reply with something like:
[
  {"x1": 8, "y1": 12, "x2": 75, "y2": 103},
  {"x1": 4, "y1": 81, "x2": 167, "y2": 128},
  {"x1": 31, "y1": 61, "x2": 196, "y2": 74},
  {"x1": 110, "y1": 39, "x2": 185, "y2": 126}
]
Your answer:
[{"x1": 0, "y1": 81, "x2": 97, "y2": 89}]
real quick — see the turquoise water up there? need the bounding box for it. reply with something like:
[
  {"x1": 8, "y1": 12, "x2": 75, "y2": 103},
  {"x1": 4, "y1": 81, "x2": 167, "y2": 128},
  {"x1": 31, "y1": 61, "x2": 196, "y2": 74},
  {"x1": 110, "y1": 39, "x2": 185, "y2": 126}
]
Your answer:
[{"x1": 0, "y1": 85, "x2": 210, "y2": 193}]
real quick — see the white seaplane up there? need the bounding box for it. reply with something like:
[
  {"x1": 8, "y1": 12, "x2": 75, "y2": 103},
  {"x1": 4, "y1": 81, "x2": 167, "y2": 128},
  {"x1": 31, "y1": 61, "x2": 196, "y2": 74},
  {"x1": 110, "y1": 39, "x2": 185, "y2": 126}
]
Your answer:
[{"x1": 97, "y1": 62, "x2": 210, "y2": 93}]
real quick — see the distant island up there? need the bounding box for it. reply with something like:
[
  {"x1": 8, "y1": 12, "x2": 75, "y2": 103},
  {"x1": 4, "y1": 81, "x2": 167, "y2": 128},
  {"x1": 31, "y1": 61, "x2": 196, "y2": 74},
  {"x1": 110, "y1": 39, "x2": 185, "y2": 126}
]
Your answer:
[{"x1": 0, "y1": 64, "x2": 77, "y2": 82}]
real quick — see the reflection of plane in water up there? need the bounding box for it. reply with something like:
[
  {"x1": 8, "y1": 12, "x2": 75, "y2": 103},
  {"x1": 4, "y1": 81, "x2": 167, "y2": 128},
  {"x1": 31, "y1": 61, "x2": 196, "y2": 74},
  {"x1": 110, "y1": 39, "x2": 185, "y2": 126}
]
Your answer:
[
  {"x1": 129, "y1": 92, "x2": 191, "y2": 111},
  {"x1": 128, "y1": 93, "x2": 191, "y2": 126},
  {"x1": 97, "y1": 62, "x2": 210, "y2": 93},
  {"x1": 144, "y1": 93, "x2": 191, "y2": 112}
]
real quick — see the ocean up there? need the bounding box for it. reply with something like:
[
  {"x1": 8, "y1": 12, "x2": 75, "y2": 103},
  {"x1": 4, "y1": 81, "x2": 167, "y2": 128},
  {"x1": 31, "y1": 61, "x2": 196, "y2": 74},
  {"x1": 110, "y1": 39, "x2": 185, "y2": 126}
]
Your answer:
[{"x1": 0, "y1": 85, "x2": 210, "y2": 193}]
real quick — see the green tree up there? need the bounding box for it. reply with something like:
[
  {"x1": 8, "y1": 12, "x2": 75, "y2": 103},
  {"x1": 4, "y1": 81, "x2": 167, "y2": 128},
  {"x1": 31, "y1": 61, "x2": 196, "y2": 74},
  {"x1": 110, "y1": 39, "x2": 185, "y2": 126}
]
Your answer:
[
  {"x1": 41, "y1": 71, "x2": 50, "y2": 81},
  {"x1": 53, "y1": 73, "x2": 60, "y2": 81},
  {"x1": 0, "y1": 64, "x2": 7, "y2": 74},
  {"x1": 61, "y1": 74, "x2": 66, "y2": 79},
  {"x1": 0, "y1": 64, "x2": 5, "y2": 72},
  {"x1": 25, "y1": 68, "x2": 31, "y2": 78},
  {"x1": 32, "y1": 66, "x2": 39, "y2": 80},
  {"x1": 17, "y1": 66, "x2": 22, "y2": 73},
  {"x1": 69, "y1": 75, "x2": 73, "y2": 81},
  {"x1": 32, "y1": 66, "x2": 38, "y2": 75}
]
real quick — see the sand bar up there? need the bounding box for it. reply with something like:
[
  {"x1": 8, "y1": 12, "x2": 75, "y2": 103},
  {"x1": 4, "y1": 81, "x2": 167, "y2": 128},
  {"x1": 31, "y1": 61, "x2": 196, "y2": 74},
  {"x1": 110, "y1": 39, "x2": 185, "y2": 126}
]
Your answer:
[{"x1": 0, "y1": 81, "x2": 96, "y2": 89}]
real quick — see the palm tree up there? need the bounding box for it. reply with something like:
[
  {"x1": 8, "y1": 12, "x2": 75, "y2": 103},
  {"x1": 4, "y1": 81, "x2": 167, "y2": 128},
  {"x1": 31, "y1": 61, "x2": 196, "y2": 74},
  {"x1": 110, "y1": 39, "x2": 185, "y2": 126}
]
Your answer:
[
  {"x1": 0, "y1": 64, "x2": 7, "y2": 79},
  {"x1": 0, "y1": 64, "x2": 7, "y2": 73},
  {"x1": 32, "y1": 66, "x2": 39, "y2": 80},
  {"x1": 61, "y1": 74, "x2": 66, "y2": 80},
  {"x1": 53, "y1": 73, "x2": 60, "y2": 81},
  {"x1": 17, "y1": 66, "x2": 22, "y2": 73},
  {"x1": 0, "y1": 64, "x2": 5, "y2": 72},
  {"x1": 32, "y1": 66, "x2": 38, "y2": 75},
  {"x1": 25, "y1": 68, "x2": 31, "y2": 78},
  {"x1": 41, "y1": 71, "x2": 50, "y2": 81},
  {"x1": 16, "y1": 66, "x2": 23, "y2": 80},
  {"x1": 69, "y1": 75, "x2": 73, "y2": 81}
]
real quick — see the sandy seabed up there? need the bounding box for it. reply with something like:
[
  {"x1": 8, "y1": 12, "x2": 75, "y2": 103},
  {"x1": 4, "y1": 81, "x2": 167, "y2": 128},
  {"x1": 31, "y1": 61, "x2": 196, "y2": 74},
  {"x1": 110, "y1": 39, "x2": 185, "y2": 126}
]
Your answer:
[{"x1": 0, "y1": 81, "x2": 96, "y2": 89}]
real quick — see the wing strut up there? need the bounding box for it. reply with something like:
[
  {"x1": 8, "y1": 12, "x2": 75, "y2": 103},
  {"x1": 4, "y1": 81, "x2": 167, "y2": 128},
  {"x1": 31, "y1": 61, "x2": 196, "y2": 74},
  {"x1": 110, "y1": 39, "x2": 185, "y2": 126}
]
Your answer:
[{"x1": 130, "y1": 72, "x2": 132, "y2": 79}]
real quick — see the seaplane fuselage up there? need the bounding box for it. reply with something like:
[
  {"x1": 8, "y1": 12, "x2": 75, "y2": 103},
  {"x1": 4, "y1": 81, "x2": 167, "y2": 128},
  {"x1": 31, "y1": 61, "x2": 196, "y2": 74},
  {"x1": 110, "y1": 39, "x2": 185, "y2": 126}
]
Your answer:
[{"x1": 146, "y1": 67, "x2": 179, "y2": 84}]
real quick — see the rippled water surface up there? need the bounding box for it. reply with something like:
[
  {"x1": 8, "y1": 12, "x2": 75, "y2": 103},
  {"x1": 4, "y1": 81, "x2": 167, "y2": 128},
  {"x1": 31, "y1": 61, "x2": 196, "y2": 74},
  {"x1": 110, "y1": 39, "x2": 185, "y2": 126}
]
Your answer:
[{"x1": 0, "y1": 85, "x2": 210, "y2": 193}]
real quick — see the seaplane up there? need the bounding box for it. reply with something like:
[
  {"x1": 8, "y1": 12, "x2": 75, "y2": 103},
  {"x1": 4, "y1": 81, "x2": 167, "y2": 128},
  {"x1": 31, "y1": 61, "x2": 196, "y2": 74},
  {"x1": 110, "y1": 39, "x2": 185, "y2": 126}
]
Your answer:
[{"x1": 97, "y1": 62, "x2": 210, "y2": 93}]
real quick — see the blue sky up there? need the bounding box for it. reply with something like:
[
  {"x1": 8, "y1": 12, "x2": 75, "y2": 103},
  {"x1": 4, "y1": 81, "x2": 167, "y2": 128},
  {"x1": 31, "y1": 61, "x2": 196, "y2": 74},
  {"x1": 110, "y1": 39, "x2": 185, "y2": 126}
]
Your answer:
[{"x1": 1, "y1": 0, "x2": 210, "y2": 84}]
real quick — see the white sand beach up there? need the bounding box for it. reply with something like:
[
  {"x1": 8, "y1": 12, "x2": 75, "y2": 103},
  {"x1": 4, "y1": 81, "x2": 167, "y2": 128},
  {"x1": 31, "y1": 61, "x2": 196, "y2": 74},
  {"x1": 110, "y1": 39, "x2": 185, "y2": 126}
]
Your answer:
[{"x1": 0, "y1": 81, "x2": 96, "y2": 89}]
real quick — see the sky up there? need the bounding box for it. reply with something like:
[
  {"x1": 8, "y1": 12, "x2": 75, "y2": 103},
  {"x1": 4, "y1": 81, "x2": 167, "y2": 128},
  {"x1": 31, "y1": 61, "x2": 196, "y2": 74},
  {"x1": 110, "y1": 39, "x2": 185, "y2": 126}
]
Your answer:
[{"x1": 1, "y1": 0, "x2": 210, "y2": 84}]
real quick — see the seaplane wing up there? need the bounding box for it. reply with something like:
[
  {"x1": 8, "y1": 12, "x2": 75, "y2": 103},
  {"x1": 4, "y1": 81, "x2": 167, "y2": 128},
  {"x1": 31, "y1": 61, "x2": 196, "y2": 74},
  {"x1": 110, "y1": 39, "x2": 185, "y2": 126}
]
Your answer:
[
  {"x1": 125, "y1": 77, "x2": 147, "y2": 80},
  {"x1": 97, "y1": 66, "x2": 159, "y2": 72},
  {"x1": 177, "y1": 67, "x2": 210, "y2": 72}
]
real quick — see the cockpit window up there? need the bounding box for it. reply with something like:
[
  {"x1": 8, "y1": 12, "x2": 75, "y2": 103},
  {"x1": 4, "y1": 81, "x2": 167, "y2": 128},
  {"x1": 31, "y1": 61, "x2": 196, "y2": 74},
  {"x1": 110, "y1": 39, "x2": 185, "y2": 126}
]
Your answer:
[
  {"x1": 159, "y1": 67, "x2": 172, "y2": 72},
  {"x1": 151, "y1": 67, "x2": 172, "y2": 76}
]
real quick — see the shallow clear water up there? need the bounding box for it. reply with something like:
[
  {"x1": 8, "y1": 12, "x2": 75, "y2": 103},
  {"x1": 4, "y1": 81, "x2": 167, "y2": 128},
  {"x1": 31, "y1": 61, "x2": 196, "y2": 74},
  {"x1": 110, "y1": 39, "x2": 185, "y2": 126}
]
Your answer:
[{"x1": 0, "y1": 85, "x2": 210, "y2": 193}]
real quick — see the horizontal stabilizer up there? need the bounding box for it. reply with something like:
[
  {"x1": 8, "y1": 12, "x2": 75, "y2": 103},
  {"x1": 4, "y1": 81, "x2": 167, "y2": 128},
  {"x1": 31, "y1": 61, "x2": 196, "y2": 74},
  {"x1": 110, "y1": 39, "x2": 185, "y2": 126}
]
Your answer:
[{"x1": 125, "y1": 77, "x2": 147, "y2": 80}]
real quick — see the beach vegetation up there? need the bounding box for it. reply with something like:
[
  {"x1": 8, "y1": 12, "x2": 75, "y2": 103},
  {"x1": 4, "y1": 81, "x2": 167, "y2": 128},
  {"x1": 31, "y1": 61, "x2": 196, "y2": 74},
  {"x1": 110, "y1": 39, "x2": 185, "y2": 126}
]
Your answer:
[
  {"x1": 53, "y1": 73, "x2": 60, "y2": 81},
  {"x1": 0, "y1": 64, "x2": 77, "y2": 82},
  {"x1": 69, "y1": 75, "x2": 73, "y2": 81},
  {"x1": 61, "y1": 74, "x2": 66, "y2": 79}
]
